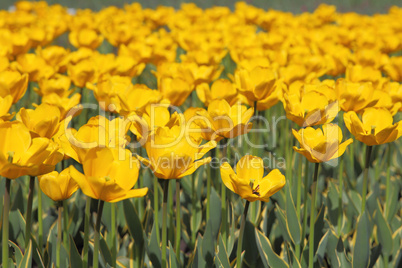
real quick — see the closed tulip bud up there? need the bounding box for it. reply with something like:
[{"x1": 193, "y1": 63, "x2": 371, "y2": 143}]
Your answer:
[
  {"x1": 292, "y1": 123, "x2": 353, "y2": 163},
  {"x1": 344, "y1": 107, "x2": 402, "y2": 146},
  {"x1": 70, "y1": 147, "x2": 148, "y2": 203},
  {"x1": 220, "y1": 155, "x2": 286, "y2": 202},
  {"x1": 38, "y1": 167, "x2": 79, "y2": 201}
]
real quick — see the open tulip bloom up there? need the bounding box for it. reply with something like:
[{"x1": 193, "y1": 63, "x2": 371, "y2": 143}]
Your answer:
[{"x1": 220, "y1": 155, "x2": 286, "y2": 202}]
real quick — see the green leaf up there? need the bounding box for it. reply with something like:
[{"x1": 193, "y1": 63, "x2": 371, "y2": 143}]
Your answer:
[
  {"x1": 123, "y1": 200, "x2": 144, "y2": 245},
  {"x1": 315, "y1": 231, "x2": 330, "y2": 266},
  {"x1": 352, "y1": 211, "x2": 370, "y2": 268},
  {"x1": 8, "y1": 240, "x2": 23, "y2": 265},
  {"x1": 386, "y1": 181, "x2": 400, "y2": 222},
  {"x1": 336, "y1": 237, "x2": 351, "y2": 268},
  {"x1": 274, "y1": 204, "x2": 292, "y2": 242},
  {"x1": 100, "y1": 235, "x2": 113, "y2": 266},
  {"x1": 202, "y1": 188, "x2": 221, "y2": 265},
  {"x1": 18, "y1": 241, "x2": 32, "y2": 268},
  {"x1": 255, "y1": 229, "x2": 289, "y2": 268},
  {"x1": 243, "y1": 221, "x2": 259, "y2": 267},
  {"x1": 191, "y1": 234, "x2": 206, "y2": 268},
  {"x1": 215, "y1": 234, "x2": 230, "y2": 268},
  {"x1": 374, "y1": 201, "x2": 393, "y2": 257},
  {"x1": 168, "y1": 241, "x2": 179, "y2": 268},
  {"x1": 146, "y1": 221, "x2": 161, "y2": 267},
  {"x1": 69, "y1": 235, "x2": 83, "y2": 267},
  {"x1": 286, "y1": 184, "x2": 301, "y2": 245}
]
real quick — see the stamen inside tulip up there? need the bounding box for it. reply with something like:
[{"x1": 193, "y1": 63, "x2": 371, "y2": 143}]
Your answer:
[
  {"x1": 7, "y1": 151, "x2": 14, "y2": 163},
  {"x1": 105, "y1": 176, "x2": 111, "y2": 182},
  {"x1": 249, "y1": 179, "x2": 261, "y2": 196}
]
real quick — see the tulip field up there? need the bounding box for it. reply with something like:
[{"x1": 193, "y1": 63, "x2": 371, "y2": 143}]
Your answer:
[{"x1": 1, "y1": 1, "x2": 402, "y2": 268}]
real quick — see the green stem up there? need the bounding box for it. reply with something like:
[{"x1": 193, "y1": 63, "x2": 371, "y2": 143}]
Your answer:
[
  {"x1": 301, "y1": 158, "x2": 309, "y2": 257},
  {"x1": 63, "y1": 200, "x2": 69, "y2": 251},
  {"x1": 221, "y1": 140, "x2": 228, "y2": 247},
  {"x1": 295, "y1": 155, "x2": 302, "y2": 259},
  {"x1": 2, "y1": 178, "x2": 11, "y2": 268},
  {"x1": 350, "y1": 140, "x2": 354, "y2": 178},
  {"x1": 337, "y1": 156, "x2": 344, "y2": 235},
  {"x1": 385, "y1": 144, "x2": 391, "y2": 218},
  {"x1": 191, "y1": 173, "x2": 196, "y2": 246},
  {"x1": 175, "y1": 180, "x2": 181, "y2": 263},
  {"x1": 38, "y1": 184, "x2": 43, "y2": 248},
  {"x1": 161, "y1": 180, "x2": 170, "y2": 268},
  {"x1": 93, "y1": 200, "x2": 104, "y2": 268},
  {"x1": 25, "y1": 176, "x2": 35, "y2": 248},
  {"x1": 111, "y1": 203, "x2": 117, "y2": 268},
  {"x1": 361, "y1": 145, "x2": 373, "y2": 214},
  {"x1": 206, "y1": 158, "x2": 211, "y2": 223},
  {"x1": 82, "y1": 197, "x2": 91, "y2": 268},
  {"x1": 308, "y1": 163, "x2": 319, "y2": 268},
  {"x1": 168, "y1": 180, "x2": 174, "y2": 244},
  {"x1": 57, "y1": 203, "x2": 62, "y2": 268},
  {"x1": 154, "y1": 176, "x2": 160, "y2": 245},
  {"x1": 236, "y1": 201, "x2": 250, "y2": 268}
]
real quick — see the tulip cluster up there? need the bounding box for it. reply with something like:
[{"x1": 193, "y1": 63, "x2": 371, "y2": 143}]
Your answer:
[{"x1": 0, "y1": 2, "x2": 401, "y2": 268}]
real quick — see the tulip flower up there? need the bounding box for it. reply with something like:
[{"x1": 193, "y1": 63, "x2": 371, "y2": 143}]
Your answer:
[
  {"x1": 69, "y1": 29, "x2": 104, "y2": 49},
  {"x1": 292, "y1": 123, "x2": 353, "y2": 163},
  {"x1": 118, "y1": 84, "x2": 164, "y2": 114},
  {"x1": 41, "y1": 93, "x2": 82, "y2": 119},
  {"x1": 220, "y1": 155, "x2": 286, "y2": 202},
  {"x1": 0, "y1": 95, "x2": 15, "y2": 121},
  {"x1": 344, "y1": 107, "x2": 401, "y2": 146},
  {"x1": 283, "y1": 82, "x2": 339, "y2": 127},
  {"x1": 38, "y1": 166, "x2": 79, "y2": 201},
  {"x1": 15, "y1": 53, "x2": 55, "y2": 82},
  {"x1": 67, "y1": 59, "x2": 96, "y2": 88},
  {"x1": 34, "y1": 74, "x2": 72, "y2": 97},
  {"x1": 335, "y1": 78, "x2": 379, "y2": 113},
  {"x1": 17, "y1": 103, "x2": 61, "y2": 138},
  {"x1": 0, "y1": 121, "x2": 63, "y2": 179},
  {"x1": 234, "y1": 66, "x2": 277, "y2": 102},
  {"x1": 159, "y1": 76, "x2": 192, "y2": 107},
  {"x1": 383, "y1": 56, "x2": 402, "y2": 82},
  {"x1": 196, "y1": 79, "x2": 238, "y2": 106},
  {"x1": 195, "y1": 99, "x2": 253, "y2": 141},
  {"x1": 60, "y1": 116, "x2": 130, "y2": 163},
  {"x1": 36, "y1": 45, "x2": 69, "y2": 73},
  {"x1": 0, "y1": 69, "x2": 28, "y2": 103},
  {"x1": 137, "y1": 120, "x2": 216, "y2": 179},
  {"x1": 70, "y1": 147, "x2": 147, "y2": 202}
]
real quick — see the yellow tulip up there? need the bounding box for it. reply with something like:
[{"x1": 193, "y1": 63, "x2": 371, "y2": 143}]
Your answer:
[
  {"x1": 283, "y1": 82, "x2": 339, "y2": 127},
  {"x1": 344, "y1": 107, "x2": 402, "y2": 146},
  {"x1": 38, "y1": 166, "x2": 79, "y2": 201},
  {"x1": 70, "y1": 147, "x2": 148, "y2": 203},
  {"x1": 335, "y1": 78, "x2": 379, "y2": 113},
  {"x1": 195, "y1": 99, "x2": 253, "y2": 141},
  {"x1": 35, "y1": 75, "x2": 72, "y2": 97},
  {"x1": 159, "y1": 77, "x2": 192, "y2": 107},
  {"x1": 0, "y1": 95, "x2": 15, "y2": 121},
  {"x1": 118, "y1": 84, "x2": 164, "y2": 115},
  {"x1": 292, "y1": 123, "x2": 353, "y2": 163},
  {"x1": 0, "y1": 121, "x2": 63, "y2": 179},
  {"x1": 17, "y1": 103, "x2": 61, "y2": 138},
  {"x1": 112, "y1": 56, "x2": 146, "y2": 78},
  {"x1": 36, "y1": 46, "x2": 69, "y2": 73},
  {"x1": 220, "y1": 155, "x2": 285, "y2": 202},
  {"x1": 69, "y1": 29, "x2": 104, "y2": 49},
  {"x1": 383, "y1": 56, "x2": 402, "y2": 82},
  {"x1": 41, "y1": 93, "x2": 82, "y2": 119},
  {"x1": 196, "y1": 79, "x2": 238, "y2": 106},
  {"x1": 67, "y1": 59, "x2": 96, "y2": 88},
  {"x1": 234, "y1": 66, "x2": 277, "y2": 102},
  {"x1": 62, "y1": 116, "x2": 131, "y2": 163},
  {"x1": 0, "y1": 70, "x2": 28, "y2": 104},
  {"x1": 15, "y1": 53, "x2": 55, "y2": 82},
  {"x1": 137, "y1": 120, "x2": 216, "y2": 179}
]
